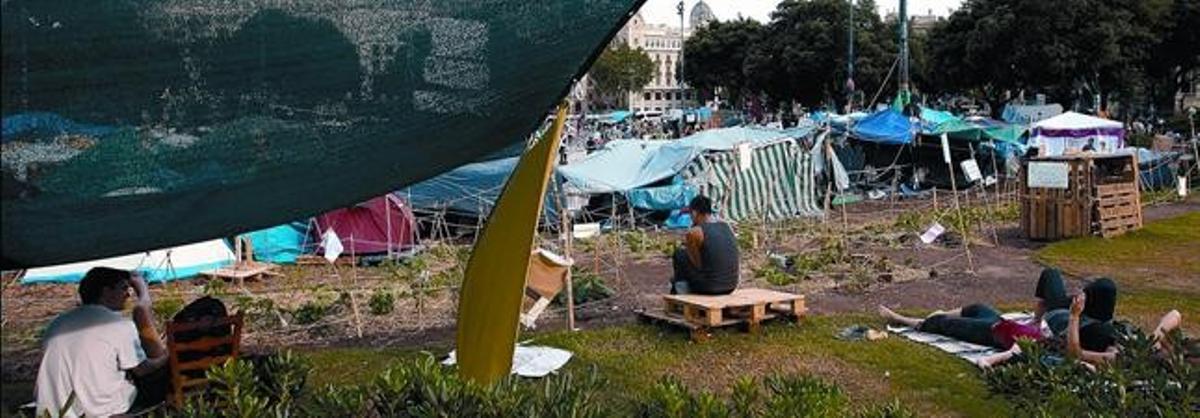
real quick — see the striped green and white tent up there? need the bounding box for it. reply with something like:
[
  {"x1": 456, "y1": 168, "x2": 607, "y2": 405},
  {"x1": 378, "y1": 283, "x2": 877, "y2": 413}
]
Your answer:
[{"x1": 681, "y1": 138, "x2": 822, "y2": 221}]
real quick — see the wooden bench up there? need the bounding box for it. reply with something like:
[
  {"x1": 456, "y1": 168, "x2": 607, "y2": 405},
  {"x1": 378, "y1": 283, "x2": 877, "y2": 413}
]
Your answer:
[{"x1": 639, "y1": 288, "x2": 807, "y2": 341}]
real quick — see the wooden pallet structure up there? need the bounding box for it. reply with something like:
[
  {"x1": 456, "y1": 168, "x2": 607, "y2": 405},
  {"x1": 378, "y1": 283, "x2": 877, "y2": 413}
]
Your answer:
[
  {"x1": 199, "y1": 261, "x2": 281, "y2": 287},
  {"x1": 639, "y1": 288, "x2": 807, "y2": 341},
  {"x1": 1020, "y1": 152, "x2": 1143, "y2": 240},
  {"x1": 1095, "y1": 182, "x2": 1143, "y2": 237}
]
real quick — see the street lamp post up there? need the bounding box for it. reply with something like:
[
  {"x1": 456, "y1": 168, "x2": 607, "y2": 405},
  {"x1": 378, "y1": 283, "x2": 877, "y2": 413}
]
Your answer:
[{"x1": 677, "y1": 0, "x2": 686, "y2": 109}]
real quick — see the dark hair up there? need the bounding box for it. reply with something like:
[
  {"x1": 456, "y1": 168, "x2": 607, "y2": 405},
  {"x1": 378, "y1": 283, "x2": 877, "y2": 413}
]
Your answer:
[
  {"x1": 688, "y1": 195, "x2": 713, "y2": 215},
  {"x1": 79, "y1": 267, "x2": 131, "y2": 304}
]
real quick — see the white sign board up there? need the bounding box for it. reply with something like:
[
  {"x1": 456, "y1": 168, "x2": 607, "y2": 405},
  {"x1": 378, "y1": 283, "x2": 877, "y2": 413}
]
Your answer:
[
  {"x1": 940, "y1": 133, "x2": 952, "y2": 163},
  {"x1": 960, "y1": 159, "x2": 982, "y2": 183},
  {"x1": 920, "y1": 222, "x2": 946, "y2": 244},
  {"x1": 1027, "y1": 162, "x2": 1070, "y2": 189},
  {"x1": 737, "y1": 143, "x2": 753, "y2": 172}
]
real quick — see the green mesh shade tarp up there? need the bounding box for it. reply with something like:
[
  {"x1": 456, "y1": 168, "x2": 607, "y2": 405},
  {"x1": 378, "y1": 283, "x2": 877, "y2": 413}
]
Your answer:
[{"x1": 1, "y1": 0, "x2": 642, "y2": 268}]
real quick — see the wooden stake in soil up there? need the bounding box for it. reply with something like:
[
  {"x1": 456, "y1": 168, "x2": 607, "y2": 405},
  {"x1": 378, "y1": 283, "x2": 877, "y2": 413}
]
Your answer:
[
  {"x1": 558, "y1": 187, "x2": 576, "y2": 331},
  {"x1": 941, "y1": 134, "x2": 975, "y2": 274}
]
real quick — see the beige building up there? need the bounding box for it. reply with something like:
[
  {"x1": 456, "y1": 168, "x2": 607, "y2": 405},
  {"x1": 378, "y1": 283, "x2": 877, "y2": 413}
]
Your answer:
[{"x1": 611, "y1": 1, "x2": 715, "y2": 113}]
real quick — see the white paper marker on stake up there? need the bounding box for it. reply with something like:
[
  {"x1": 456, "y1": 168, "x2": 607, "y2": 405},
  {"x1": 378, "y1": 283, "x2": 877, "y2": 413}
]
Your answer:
[
  {"x1": 920, "y1": 222, "x2": 946, "y2": 244},
  {"x1": 940, "y1": 133, "x2": 952, "y2": 164},
  {"x1": 322, "y1": 228, "x2": 344, "y2": 262}
]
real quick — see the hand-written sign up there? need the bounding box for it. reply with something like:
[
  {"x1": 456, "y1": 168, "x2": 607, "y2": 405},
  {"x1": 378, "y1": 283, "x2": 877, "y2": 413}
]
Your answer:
[{"x1": 1027, "y1": 162, "x2": 1070, "y2": 189}]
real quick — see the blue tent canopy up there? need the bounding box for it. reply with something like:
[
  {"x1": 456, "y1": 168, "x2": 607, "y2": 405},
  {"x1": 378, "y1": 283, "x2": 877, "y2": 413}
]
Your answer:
[
  {"x1": 851, "y1": 109, "x2": 916, "y2": 145},
  {"x1": 242, "y1": 222, "x2": 308, "y2": 264}
]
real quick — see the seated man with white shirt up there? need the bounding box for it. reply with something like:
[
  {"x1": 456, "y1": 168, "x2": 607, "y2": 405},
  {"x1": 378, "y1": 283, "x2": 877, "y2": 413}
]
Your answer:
[{"x1": 35, "y1": 267, "x2": 168, "y2": 417}]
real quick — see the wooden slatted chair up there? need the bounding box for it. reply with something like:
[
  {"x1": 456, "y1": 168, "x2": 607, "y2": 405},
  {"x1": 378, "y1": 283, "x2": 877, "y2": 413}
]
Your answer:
[{"x1": 165, "y1": 312, "x2": 244, "y2": 407}]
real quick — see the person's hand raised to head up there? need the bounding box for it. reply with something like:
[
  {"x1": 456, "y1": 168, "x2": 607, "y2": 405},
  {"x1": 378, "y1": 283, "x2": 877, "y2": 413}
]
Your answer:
[
  {"x1": 1070, "y1": 293, "x2": 1085, "y2": 317},
  {"x1": 129, "y1": 272, "x2": 152, "y2": 308}
]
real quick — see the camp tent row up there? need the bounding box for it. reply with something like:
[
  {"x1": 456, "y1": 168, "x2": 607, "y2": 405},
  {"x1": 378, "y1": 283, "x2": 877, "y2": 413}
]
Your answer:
[
  {"x1": 557, "y1": 126, "x2": 824, "y2": 222},
  {"x1": 20, "y1": 196, "x2": 418, "y2": 284}
]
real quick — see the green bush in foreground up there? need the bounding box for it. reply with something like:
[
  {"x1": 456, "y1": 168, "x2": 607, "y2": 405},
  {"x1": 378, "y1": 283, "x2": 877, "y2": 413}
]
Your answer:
[
  {"x1": 984, "y1": 327, "x2": 1199, "y2": 417},
  {"x1": 154, "y1": 352, "x2": 914, "y2": 417}
]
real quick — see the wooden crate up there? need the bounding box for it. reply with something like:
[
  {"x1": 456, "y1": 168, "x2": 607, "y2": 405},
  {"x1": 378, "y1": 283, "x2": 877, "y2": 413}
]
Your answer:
[
  {"x1": 200, "y1": 262, "x2": 280, "y2": 287},
  {"x1": 1020, "y1": 153, "x2": 1142, "y2": 240},
  {"x1": 638, "y1": 288, "x2": 806, "y2": 341}
]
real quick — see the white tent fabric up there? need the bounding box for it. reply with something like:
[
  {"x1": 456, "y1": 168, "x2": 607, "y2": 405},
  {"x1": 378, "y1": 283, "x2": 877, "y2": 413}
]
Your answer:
[
  {"x1": 22, "y1": 240, "x2": 235, "y2": 284},
  {"x1": 1030, "y1": 112, "x2": 1125, "y2": 156}
]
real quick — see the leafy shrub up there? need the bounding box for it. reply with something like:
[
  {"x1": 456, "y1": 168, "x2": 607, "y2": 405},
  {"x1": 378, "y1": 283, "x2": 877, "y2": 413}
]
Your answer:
[
  {"x1": 368, "y1": 289, "x2": 395, "y2": 315},
  {"x1": 154, "y1": 296, "x2": 186, "y2": 319},
  {"x1": 639, "y1": 373, "x2": 889, "y2": 418},
  {"x1": 755, "y1": 264, "x2": 798, "y2": 286},
  {"x1": 555, "y1": 272, "x2": 615, "y2": 305},
  {"x1": 291, "y1": 302, "x2": 329, "y2": 325},
  {"x1": 985, "y1": 328, "x2": 1199, "y2": 417}
]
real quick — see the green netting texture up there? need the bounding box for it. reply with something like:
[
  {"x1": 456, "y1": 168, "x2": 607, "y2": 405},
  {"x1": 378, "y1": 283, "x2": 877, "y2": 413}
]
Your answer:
[{"x1": 2, "y1": 0, "x2": 640, "y2": 268}]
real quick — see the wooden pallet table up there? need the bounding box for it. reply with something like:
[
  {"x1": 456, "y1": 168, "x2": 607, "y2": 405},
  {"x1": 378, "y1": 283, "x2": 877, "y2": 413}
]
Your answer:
[
  {"x1": 638, "y1": 288, "x2": 806, "y2": 341},
  {"x1": 199, "y1": 262, "x2": 280, "y2": 287}
]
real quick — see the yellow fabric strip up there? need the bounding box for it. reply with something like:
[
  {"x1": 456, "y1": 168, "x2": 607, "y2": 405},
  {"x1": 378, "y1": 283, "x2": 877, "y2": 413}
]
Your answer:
[{"x1": 456, "y1": 104, "x2": 567, "y2": 384}]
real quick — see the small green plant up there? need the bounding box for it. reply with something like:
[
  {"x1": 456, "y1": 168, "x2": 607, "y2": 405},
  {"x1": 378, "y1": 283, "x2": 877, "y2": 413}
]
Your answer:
[
  {"x1": 555, "y1": 271, "x2": 614, "y2": 305},
  {"x1": 754, "y1": 264, "x2": 797, "y2": 286},
  {"x1": 368, "y1": 289, "x2": 395, "y2": 315},
  {"x1": 201, "y1": 279, "x2": 227, "y2": 296},
  {"x1": 154, "y1": 295, "x2": 186, "y2": 319},
  {"x1": 292, "y1": 302, "x2": 329, "y2": 325}
]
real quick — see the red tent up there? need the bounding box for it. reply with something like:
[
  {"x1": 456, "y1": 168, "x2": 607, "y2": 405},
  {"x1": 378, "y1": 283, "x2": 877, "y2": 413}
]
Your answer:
[{"x1": 313, "y1": 195, "x2": 417, "y2": 255}]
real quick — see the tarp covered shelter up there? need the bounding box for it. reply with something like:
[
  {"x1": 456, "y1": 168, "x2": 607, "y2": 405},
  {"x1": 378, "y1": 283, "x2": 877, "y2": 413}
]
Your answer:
[
  {"x1": 558, "y1": 126, "x2": 822, "y2": 220},
  {"x1": 401, "y1": 156, "x2": 559, "y2": 220},
  {"x1": 1, "y1": 0, "x2": 643, "y2": 268},
  {"x1": 313, "y1": 195, "x2": 417, "y2": 256},
  {"x1": 1030, "y1": 112, "x2": 1125, "y2": 156},
  {"x1": 21, "y1": 240, "x2": 234, "y2": 284},
  {"x1": 851, "y1": 109, "x2": 917, "y2": 145}
]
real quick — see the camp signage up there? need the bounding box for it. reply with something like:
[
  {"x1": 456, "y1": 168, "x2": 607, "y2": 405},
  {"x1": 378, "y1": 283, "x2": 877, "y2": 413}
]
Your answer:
[{"x1": 1026, "y1": 162, "x2": 1070, "y2": 189}]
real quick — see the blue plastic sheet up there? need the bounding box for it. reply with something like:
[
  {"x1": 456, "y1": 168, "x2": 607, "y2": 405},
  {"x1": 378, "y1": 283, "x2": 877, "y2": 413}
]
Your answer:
[
  {"x1": 627, "y1": 183, "x2": 698, "y2": 210},
  {"x1": 243, "y1": 222, "x2": 308, "y2": 264},
  {"x1": 851, "y1": 109, "x2": 916, "y2": 144}
]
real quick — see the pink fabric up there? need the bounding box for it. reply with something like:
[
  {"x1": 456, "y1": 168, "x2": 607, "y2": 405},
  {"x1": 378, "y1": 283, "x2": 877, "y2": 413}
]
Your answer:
[
  {"x1": 991, "y1": 319, "x2": 1044, "y2": 349},
  {"x1": 314, "y1": 195, "x2": 416, "y2": 254}
]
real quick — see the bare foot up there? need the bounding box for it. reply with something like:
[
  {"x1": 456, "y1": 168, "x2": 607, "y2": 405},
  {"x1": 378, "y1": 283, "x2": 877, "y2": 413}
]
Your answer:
[{"x1": 878, "y1": 305, "x2": 902, "y2": 323}]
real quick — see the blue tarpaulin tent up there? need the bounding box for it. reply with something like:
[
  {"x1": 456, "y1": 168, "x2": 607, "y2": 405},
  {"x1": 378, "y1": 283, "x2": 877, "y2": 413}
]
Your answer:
[
  {"x1": 242, "y1": 222, "x2": 308, "y2": 264},
  {"x1": 851, "y1": 109, "x2": 916, "y2": 144}
]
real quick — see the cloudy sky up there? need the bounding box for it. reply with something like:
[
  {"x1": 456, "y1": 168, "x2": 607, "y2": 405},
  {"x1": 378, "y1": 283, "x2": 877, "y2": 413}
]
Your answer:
[{"x1": 637, "y1": 0, "x2": 964, "y2": 26}]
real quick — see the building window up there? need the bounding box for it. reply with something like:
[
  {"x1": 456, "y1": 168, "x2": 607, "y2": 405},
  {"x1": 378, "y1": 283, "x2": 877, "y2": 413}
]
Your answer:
[
  {"x1": 655, "y1": 92, "x2": 662, "y2": 101},
  {"x1": 644, "y1": 92, "x2": 651, "y2": 101}
]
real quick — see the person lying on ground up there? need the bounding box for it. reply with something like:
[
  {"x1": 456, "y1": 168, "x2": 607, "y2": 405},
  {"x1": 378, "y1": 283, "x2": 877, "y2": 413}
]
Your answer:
[
  {"x1": 35, "y1": 267, "x2": 168, "y2": 418},
  {"x1": 668, "y1": 195, "x2": 739, "y2": 295},
  {"x1": 976, "y1": 300, "x2": 1194, "y2": 369},
  {"x1": 878, "y1": 268, "x2": 1119, "y2": 366}
]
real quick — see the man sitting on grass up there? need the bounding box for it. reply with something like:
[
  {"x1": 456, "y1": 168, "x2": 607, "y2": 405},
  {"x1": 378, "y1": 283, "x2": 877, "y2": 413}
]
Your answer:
[
  {"x1": 669, "y1": 195, "x2": 739, "y2": 295},
  {"x1": 35, "y1": 267, "x2": 168, "y2": 417}
]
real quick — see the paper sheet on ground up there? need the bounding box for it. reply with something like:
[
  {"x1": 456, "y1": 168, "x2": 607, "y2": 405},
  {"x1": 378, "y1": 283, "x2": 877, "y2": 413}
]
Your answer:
[
  {"x1": 443, "y1": 345, "x2": 572, "y2": 377},
  {"x1": 887, "y1": 313, "x2": 1043, "y2": 364}
]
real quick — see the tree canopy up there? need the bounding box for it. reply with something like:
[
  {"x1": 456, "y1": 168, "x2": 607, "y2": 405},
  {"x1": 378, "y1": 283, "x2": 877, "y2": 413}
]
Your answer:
[{"x1": 589, "y1": 43, "x2": 654, "y2": 109}]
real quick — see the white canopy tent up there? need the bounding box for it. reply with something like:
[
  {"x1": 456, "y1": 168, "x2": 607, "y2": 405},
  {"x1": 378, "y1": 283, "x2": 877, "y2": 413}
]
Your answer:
[{"x1": 1030, "y1": 112, "x2": 1125, "y2": 156}]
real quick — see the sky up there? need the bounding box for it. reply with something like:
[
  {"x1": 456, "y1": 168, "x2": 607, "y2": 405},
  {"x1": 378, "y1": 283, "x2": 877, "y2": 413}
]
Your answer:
[{"x1": 637, "y1": 0, "x2": 964, "y2": 26}]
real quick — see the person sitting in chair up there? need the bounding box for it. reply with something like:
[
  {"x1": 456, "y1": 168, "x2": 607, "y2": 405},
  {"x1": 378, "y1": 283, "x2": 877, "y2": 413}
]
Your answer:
[
  {"x1": 669, "y1": 196, "x2": 739, "y2": 295},
  {"x1": 35, "y1": 267, "x2": 168, "y2": 418}
]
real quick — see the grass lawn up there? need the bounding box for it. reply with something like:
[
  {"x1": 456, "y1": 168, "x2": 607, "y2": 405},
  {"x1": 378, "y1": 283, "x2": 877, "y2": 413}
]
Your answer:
[
  {"x1": 304, "y1": 315, "x2": 1012, "y2": 417},
  {"x1": 1037, "y1": 211, "x2": 1200, "y2": 326},
  {"x1": 302, "y1": 212, "x2": 1200, "y2": 417}
]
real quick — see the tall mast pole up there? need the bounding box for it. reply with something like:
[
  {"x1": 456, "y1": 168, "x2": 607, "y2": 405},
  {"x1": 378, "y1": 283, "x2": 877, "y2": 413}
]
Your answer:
[
  {"x1": 898, "y1": 0, "x2": 910, "y2": 96},
  {"x1": 678, "y1": 0, "x2": 686, "y2": 106},
  {"x1": 846, "y1": 0, "x2": 856, "y2": 112}
]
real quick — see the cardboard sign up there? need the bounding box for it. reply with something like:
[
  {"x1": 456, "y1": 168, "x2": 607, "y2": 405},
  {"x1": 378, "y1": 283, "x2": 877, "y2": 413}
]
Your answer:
[
  {"x1": 1026, "y1": 161, "x2": 1070, "y2": 189},
  {"x1": 960, "y1": 159, "x2": 982, "y2": 183}
]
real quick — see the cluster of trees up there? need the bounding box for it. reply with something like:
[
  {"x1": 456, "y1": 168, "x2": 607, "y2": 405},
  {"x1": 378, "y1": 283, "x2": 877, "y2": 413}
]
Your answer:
[
  {"x1": 589, "y1": 43, "x2": 655, "y2": 109},
  {"x1": 681, "y1": 0, "x2": 1199, "y2": 117}
]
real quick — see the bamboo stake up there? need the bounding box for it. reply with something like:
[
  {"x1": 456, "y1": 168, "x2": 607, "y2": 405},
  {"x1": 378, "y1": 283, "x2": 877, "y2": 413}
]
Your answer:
[
  {"x1": 558, "y1": 187, "x2": 576, "y2": 331},
  {"x1": 946, "y1": 159, "x2": 975, "y2": 274}
]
